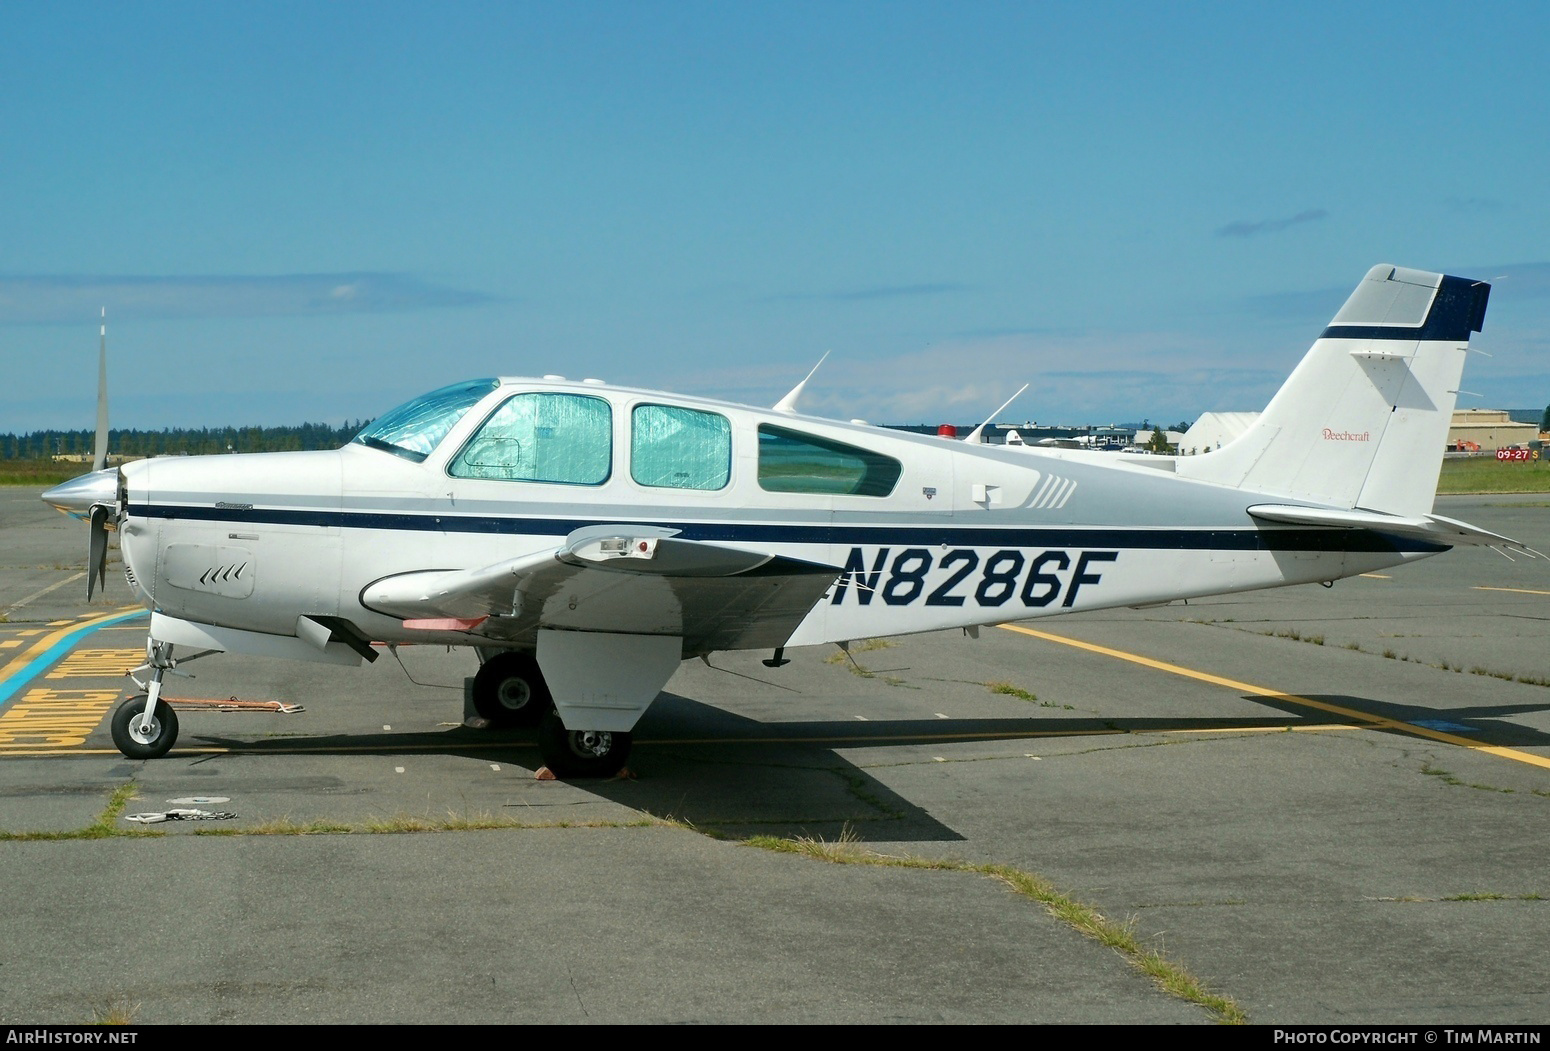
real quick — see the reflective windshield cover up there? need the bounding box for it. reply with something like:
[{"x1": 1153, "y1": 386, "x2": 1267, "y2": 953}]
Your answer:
[
  {"x1": 352, "y1": 379, "x2": 499, "y2": 462},
  {"x1": 449, "y1": 392, "x2": 612, "y2": 484}
]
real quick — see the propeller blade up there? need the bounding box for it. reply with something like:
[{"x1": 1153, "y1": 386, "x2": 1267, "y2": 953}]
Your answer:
[
  {"x1": 88, "y1": 505, "x2": 108, "y2": 601},
  {"x1": 92, "y1": 309, "x2": 109, "y2": 473}
]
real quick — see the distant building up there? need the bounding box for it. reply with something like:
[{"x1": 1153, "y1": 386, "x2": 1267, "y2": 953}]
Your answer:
[
  {"x1": 1447, "y1": 409, "x2": 1537, "y2": 451},
  {"x1": 887, "y1": 423, "x2": 1140, "y2": 447},
  {"x1": 1177, "y1": 413, "x2": 1259, "y2": 456},
  {"x1": 1177, "y1": 408, "x2": 1537, "y2": 455}
]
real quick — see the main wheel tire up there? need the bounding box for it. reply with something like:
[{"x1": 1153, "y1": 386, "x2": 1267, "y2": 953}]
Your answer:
[
  {"x1": 110, "y1": 694, "x2": 179, "y2": 760},
  {"x1": 472, "y1": 652, "x2": 553, "y2": 727},
  {"x1": 537, "y1": 711, "x2": 632, "y2": 778}
]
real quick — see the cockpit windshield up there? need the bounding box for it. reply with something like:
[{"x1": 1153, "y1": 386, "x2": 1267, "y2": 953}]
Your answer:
[{"x1": 352, "y1": 379, "x2": 499, "y2": 463}]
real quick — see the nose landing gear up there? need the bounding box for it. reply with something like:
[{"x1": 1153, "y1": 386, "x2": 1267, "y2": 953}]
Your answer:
[{"x1": 111, "y1": 641, "x2": 180, "y2": 759}]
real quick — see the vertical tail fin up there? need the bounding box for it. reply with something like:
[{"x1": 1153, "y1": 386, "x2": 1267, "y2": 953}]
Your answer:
[{"x1": 1177, "y1": 264, "x2": 1490, "y2": 516}]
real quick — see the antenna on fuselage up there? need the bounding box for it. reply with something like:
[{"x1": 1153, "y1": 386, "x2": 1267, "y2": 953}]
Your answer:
[
  {"x1": 964, "y1": 383, "x2": 1029, "y2": 444},
  {"x1": 773, "y1": 351, "x2": 830, "y2": 414}
]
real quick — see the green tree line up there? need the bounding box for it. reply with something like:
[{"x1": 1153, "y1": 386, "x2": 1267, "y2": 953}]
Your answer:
[{"x1": 0, "y1": 421, "x2": 369, "y2": 460}]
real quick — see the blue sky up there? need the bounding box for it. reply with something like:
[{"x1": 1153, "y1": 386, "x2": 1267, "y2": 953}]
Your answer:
[{"x1": 4, "y1": 1, "x2": 1548, "y2": 432}]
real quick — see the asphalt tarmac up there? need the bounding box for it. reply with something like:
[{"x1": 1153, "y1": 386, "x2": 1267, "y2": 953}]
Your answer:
[{"x1": 1, "y1": 486, "x2": 1546, "y2": 1024}]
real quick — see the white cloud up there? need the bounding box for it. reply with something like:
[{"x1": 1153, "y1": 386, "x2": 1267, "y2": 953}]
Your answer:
[{"x1": 660, "y1": 328, "x2": 1295, "y2": 426}]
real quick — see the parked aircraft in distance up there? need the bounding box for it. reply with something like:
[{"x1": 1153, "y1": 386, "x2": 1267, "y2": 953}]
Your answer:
[{"x1": 44, "y1": 264, "x2": 1524, "y2": 776}]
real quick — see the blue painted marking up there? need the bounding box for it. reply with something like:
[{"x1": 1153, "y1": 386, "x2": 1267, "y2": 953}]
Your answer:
[
  {"x1": 0, "y1": 611, "x2": 149, "y2": 710},
  {"x1": 126, "y1": 504, "x2": 1448, "y2": 554},
  {"x1": 1321, "y1": 274, "x2": 1488, "y2": 343},
  {"x1": 1410, "y1": 718, "x2": 1477, "y2": 733}
]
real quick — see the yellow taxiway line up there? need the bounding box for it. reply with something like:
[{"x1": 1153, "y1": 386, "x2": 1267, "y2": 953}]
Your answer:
[{"x1": 997, "y1": 622, "x2": 1550, "y2": 772}]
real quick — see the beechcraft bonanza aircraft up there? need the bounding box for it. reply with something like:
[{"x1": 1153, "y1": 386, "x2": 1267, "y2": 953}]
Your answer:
[{"x1": 42, "y1": 264, "x2": 1529, "y2": 776}]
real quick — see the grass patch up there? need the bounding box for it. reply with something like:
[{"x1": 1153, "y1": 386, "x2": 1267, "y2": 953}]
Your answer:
[
  {"x1": 1385, "y1": 892, "x2": 1546, "y2": 903},
  {"x1": 90, "y1": 996, "x2": 140, "y2": 1025},
  {"x1": 744, "y1": 830, "x2": 1245, "y2": 1024},
  {"x1": 1467, "y1": 665, "x2": 1550, "y2": 688},
  {"x1": 985, "y1": 679, "x2": 1075, "y2": 710},
  {"x1": 87, "y1": 783, "x2": 139, "y2": 834},
  {"x1": 1262, "y1": 629, "x2": 1324, "y2": 646},
  {"x1": 824, "y1": 645, "x2": 879, "y2": 678},
  {"x1": 190, "y1": 813, "x2": 661, "y2": 836},
  {"x1": 0, "y1": 460, "x2": 80, "y2": 487},
  {"x1": 1437, "y1": 456, "x2": 1550, "y2": 494},
  {"x1": 0, "y1": 784, "x2": 165, "y2": 841},
  {"x1": 1421, "y1": 764, "x2": 1514, "y2": 794},
  {"x1": 0, "y1": 783, "x2": 665, "y2": 841}
]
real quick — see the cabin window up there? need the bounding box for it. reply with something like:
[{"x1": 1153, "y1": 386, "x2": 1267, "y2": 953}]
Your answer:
[
  {"x1": 757, "y1": 425, "x2": 901, "y2": 497},
  {"x1": 630, "y1": 404, "x2": 731, "y2": 491},
  {"x1": 352, "y1": 378, "x2": 498, "y2": 463},
  {"x1": 449, "y1": 393, "x2": 612, "y2": 484}
]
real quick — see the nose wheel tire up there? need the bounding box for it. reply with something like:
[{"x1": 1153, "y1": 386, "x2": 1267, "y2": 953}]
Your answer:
[
  {"x1": 472, "y1": 652, "x2": 554, "y2": 727},
  {"x1": 111, "y1": 694, "x2": 179, "y2": 760},
  {"x1": 537, "y1": 711, "x2": 631, "y2": 778}
]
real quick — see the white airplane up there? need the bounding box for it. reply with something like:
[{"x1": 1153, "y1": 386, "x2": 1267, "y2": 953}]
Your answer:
[{"x1": 43, "y1": 264, "x2": 1526, "y2": 776}]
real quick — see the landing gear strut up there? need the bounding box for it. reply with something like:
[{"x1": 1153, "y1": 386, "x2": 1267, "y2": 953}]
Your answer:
[{"x1": 111, "y1": 641, "x2": 179, "y2": 759}]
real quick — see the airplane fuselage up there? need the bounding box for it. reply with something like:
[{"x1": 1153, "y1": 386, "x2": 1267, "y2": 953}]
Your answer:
[
  {"x1": 47, "y1": 264, "x2": 1504, "y2": 771},
  {"x1": 115, "y1": 378, "x2": 1442, "y2": 657}
]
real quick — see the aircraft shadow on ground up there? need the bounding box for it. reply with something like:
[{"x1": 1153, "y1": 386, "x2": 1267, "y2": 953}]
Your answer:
[
  {"x1": 1245, "y1": 692, "x2": 1550, "y2": 749},
  {"x1": 169, "y1": 691, "x2": 978, "y2": 843},
  {"x1": 161, "y1": 686, "x2": 1550, "y2": 844}
]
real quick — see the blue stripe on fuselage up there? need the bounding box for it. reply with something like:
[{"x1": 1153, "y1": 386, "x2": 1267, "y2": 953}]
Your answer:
[{"x1": 128, "y1": 502, "x2": 1448, "y2": 554}]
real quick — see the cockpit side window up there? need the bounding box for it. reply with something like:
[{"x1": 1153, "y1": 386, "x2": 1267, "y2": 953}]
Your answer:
[
  {"x1": 449, "y1": 392, "x2": 612, "y2": 485},
  {"x1": 630, "y1": 404, "x2": 731, "y2": 491},
  {"x1": 352, "y1": 379, "x2": 498, "y2": 463},
  {"x1": 757, "y1": 425, "x2": 901, "y2": 496}
]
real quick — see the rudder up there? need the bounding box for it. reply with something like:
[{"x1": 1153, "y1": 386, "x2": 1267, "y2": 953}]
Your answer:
[{"x1": 1177, "y1": 264, "x2": 1490, "y2": 517}]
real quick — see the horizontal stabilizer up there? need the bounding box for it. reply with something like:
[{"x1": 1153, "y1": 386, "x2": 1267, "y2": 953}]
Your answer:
[{"x1": 1247, "y1": 504, "x2": 1541, "y2": 557}]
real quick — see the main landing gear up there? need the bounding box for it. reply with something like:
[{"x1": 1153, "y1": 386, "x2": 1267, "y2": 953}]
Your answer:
[
  {"x1": 471, "y1": 651, "x2": 554, "y2": 727},
  {"x1": 537, "y1": 711, "x2": 632, "y2": 779},
  {"x1": 111, "y1": 641, "x2": 180, "y2": 759},
  {"x1": 475, "y1": 650, "x2": 630, "y2": 778}
]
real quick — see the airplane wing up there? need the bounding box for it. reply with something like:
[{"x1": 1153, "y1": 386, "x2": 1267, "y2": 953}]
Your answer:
[
  {"x1": 1246, "y1": 504, "x2": 1543, "y2": 557},
  {"x1": 360, "y1": 524, "x2": 843, "y2": 654}
]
